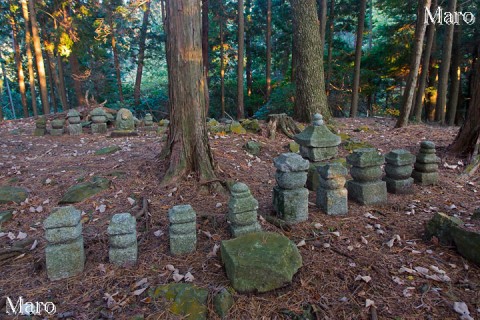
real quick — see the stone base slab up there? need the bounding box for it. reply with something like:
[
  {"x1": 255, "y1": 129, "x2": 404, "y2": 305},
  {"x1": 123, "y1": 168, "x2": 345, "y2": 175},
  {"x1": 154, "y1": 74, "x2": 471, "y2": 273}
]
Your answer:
[
  {"x1": 412, "y1": 170, "x2": 438, "y2": 185},
  {"x1": 273, "y1": 186, "x2": 309, "y2": 223},
  {"x1": 170, "y1": 234, "x2": 196, "y2": 255},
  {"x1": 347, "y1": 180, "x2": 387, "y2": 205},
  {"x1": 109, "y1": 245, "x2": 137, "y2": 266},
  {"x1": 316, "y1": 188, "x2": 348, "y2": 215},
  {"x1": 46, "y1": 237, "x2": 85, "y2": 281},
  {"x1": 384, "y1": 177, "x2": 414, "y2": 194}
]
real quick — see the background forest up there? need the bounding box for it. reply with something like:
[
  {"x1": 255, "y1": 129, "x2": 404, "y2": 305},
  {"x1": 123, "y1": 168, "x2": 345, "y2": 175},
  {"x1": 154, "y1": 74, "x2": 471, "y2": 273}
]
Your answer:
[{"x1": 0, "y1": 0, "x2": 478, "y2": 126}]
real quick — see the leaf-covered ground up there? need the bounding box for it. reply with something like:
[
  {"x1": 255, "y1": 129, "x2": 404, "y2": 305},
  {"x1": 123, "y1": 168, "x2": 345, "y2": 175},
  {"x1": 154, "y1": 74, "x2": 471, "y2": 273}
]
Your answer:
[{"x1": 0, "y1": 117, "x2": 479, "y2": 319}]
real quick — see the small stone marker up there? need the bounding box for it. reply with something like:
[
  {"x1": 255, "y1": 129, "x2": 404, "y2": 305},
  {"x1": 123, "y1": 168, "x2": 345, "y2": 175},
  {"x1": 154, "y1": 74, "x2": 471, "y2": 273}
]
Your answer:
[
  {"x1": 90, "y1": 107, "x2": 108, "y2": 134},
  {"x1": 34, "y1": 117, "x2": 47, "y2": 136},
  {"x1": 157, "y1": 119, "x2": 170, "y2": 136},
  {"x1": 144, "y1": 113, "x2": 155, "y2": 130},
  {"x1": 169, "y1": 205, "x2": 197, "y2": 255},
  {"x1": 66, "y1": 109, "x2": 82, "y2": 136},
  {"x1": 294, "y1": 113, "x2": 341, "y2": 191},
  {"x1": 107, "y1": 213, "x2": 137, "y2": 265},
  {"x1": 44, "y1": 206, "x2": 85, "y2": 281},
  {"x1": 273, "y1": 153, "x2": 310, "y2": 223},
  {"x1": 346, "y1": 148, "x2": 387, "y2": 205},
  {"x1": 50, "y1": 119, "x2": 65, "y2": 136},
  {"x1": 111, "y1": 108, "x2": 138, "y2": 137},
  {"x1": 412, "y1": 141, "x2": 439, "y2": 185},
  {"x1": 316, "y1": 162, "x2": 348, "y2": 215},
  {"x1": 228, "y1": 183, "x2": 261, "y2": 237},
  {"x1": 384, "y1": 149, "x2": 416, "y2": 194}
]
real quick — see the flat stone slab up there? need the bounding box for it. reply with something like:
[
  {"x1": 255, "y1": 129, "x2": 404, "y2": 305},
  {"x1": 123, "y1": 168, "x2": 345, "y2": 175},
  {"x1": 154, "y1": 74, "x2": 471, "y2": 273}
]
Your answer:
[
  {"x1": 149, "y1": 283, "x2": 208, "y2": 320},
  {"x1": 347, "y1": 180, "x2": 387, "y2": 205},
  {"x1": 221, "y1": 232, "x2": 302, "y2": 293},
  {"x1": 425, "y1": 212, "x2": 480, "y2": 265},
  {"x1": 0, "y1": 186, "x2": 28, "y2": 204},
  {"x1": 59, "y1": 177, "x2": 110, "y2": 204},
  {"x1": 110, "y1": 131, "x2": 138, "y2": 138}
]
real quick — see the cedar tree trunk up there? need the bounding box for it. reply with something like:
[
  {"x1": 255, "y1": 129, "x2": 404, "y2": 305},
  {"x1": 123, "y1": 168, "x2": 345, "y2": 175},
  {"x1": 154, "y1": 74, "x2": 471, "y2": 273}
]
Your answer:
[{"x1": 134, "y1": 0, "x2": 151, "y2": 109}]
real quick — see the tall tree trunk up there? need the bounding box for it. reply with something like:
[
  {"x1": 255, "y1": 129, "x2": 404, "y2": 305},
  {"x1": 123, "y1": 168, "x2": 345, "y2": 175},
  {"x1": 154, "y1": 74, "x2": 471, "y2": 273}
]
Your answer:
[
  {"x1": 395, "y1": 0, "x2": 431, "y2": 128},
  {"x1": 202, "y1": 0, "x2": 210, "y2": 114},
  {"x1": 44, "y1": 48, "x2": 58, "y2": 113},
  {"x1": 435, "y1": 0, "x2": 456, "y2": 124},
  {"x1": 220, "y1": 5, "x2": 226, "y2": 119},
  {"x1": 1, "y1": 61, "x2": 16, "y2": 118},
  {"x1": 349, "y1": 0, "x2": 367, "y2": 118},
  {"x1": 290, "y1": 0, "x2": 330, "y2": 123},
  {"x1": 10, "y1": 15, "x2": 28, "y2": 117},
  {"x1": 265, "y1": 0, "x2": 272, "y2": 100},
  {"x1": 21, "y1": 0, "x2": 38, "y2": 117},
  {"x1": 56, "y1": 56, "x2": 68, "y2": 109},
  {"x1": 446, "y1": 20, "x2": 462, "y2": 126},
  {"x1": 246, "y1": 0, "x2": 252, "y2": 98},
  {"x1": 111, "y1": 29, "x2": 124, "y2": 104},
  {"x1": 413, "y1": 0, "x2": 437, "y2": 122},
  {"x1": 28, "y1": 0, "x2": 50, "y2": 115},
  {"x1": 426, "y1": 33, "x2": 438, "y2": 122},
  {"x1": 448, "y1": 43, "x2": 480, "y2": 158},
  {"x1": 368, "y1": 0, "x2": 373, "y2": 50},
  {"x1": 69, "y1": 53, "x2": 85, "y2": 107},
  {"x1": 134, "y1": 0, "x2": 151, "y2": 109},
  {"x1": 163, "y1": 0, "x2": 217, "y2": 187},
  {"x1": 318, "y1": 0, "x2": 327, "y2": 54},
  {"x1": 325, "y1": 0, "x2": 334, "y2": 95},
  {"x1": 237, "y1": 0, "x2": 245, "y2": 119}
]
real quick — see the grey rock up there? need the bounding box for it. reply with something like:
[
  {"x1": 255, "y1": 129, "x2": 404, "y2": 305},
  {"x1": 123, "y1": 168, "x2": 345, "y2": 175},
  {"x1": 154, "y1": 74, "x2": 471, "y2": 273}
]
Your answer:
[
  {"x1": 46, "y1": 238, "x2": 85, "y2": 281},
  {"x1": 0, "y1": 186, "x2": 28, "y2": 204},
  {"x1": 346, "y1": 148, "x2": 384, "y2": 168},
  {"x1": 115, "y1": 108, "x2": 135, "y2": 131},
  {"x1": 384, "y1": 177, "x2": 414, "y2": 194},
  {"x1": 244, "y1": 141, "x2": 261, "y2": 156},
  {"x1": 273, "y1": 153, "x2": 310, "y2": 172},
  {"x1": 414, "y1": 162, "x2": 439, "y2": 173},
  {"x1": 51, "y1": 119, "x2": 65, "y2": 129},
  {"x1": 91, "y1": 123, "x2": 107, "y2": 134},
  {"x1": 109, "y1": 245, "x2": 137, "y2": 266},
  {"x1": 227, "y1": 210, "x2": 258, "y2": 226},
  {"x1": 45, "y1": 224, "x2": 82, "y2": 244},
  {"x1": 50, "y1": 128, "x2": 64, "y2": 136},
  {"x1": 44, "y1": 206, "x2": 81, "y2": 229},
  {"x1": 347, "y1": 180, "x2": 387, "y2": 205},
  {"x1": 214, "y1": 288, "x2": 234, "y2": 319},
  {"x1": 68, "y1": 124, "x2": 82, "y2": 136},
  {"x1": 299, "y1": 145, "x2": 338, "y2": 162},
  {"x1": 228, "y1": 183, "x2": 261, "y2": 237},
  {"x1": 317, "y1": 187, "x2": 348, "y2": 215},
  {"x1": 384, "y1": 164, "x2": 413, "y2": 180},
  {"x1": 416, "y1": 153, "x2": 440, "y2": 164},
  {"x1": 385, "y1": 149, "x2": 416, "y2": 166},
  {"x1": 108, "y1": 213, "x2": 136, "y2": 235},
  {"x1": 412, "y1": 170, "x2": 438, "y2": 185},
  {"x1": 273, "y1": 186, "x2": 309, "y2": 223},
  {"x1": 420, "y1": 141, "x2": 436, "y2": 149},
  {"x1": 110, "y1": 233, "x2": 137, "y2": 248},
  {"x1": 350, "y1": 166, "x2": 383, "y2": 182},
  {"x1": 169, "y1": 205, "x2": 197, "y2": 255},
  {"x1": 275, "y1": 171, "x2": 307, "y2": 189}
]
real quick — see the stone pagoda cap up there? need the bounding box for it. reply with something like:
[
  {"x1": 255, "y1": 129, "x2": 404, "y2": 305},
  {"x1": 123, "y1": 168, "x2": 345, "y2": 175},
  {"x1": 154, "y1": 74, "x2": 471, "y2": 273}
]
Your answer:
[
  {"x1": 274, "y1": 153, "x2": 310, "y2": 172},
  {"x1": 347, "y1": 148, "x2": 384, "y2": 168},
  {"x1": 385, "y1": 149, "x2": 416, "y2": 166},
  {"x1": 107, "y1": 213, "x2": 136, "y2": 235},
  {"x1": 67, "y1": 109, "x2": 81, "y2": 117},
  {"x1": 168, "y1": 205, "x2": 196, "y2": 224},
  {"x1": 294, "y1": 114, "x2": 341, "y2": 148},
  {"x1": 90, "y1": 107, "x2": 107, "y2": 116},
  {"x1": 317, "y1": 162, "x2": 348, "y2": 179},
  {"x1": 44, "y1": 206, "x2": 81, "y2": 229},
  {"x1": 420, "y1": 141, "x2": 436, "y2": 149}
]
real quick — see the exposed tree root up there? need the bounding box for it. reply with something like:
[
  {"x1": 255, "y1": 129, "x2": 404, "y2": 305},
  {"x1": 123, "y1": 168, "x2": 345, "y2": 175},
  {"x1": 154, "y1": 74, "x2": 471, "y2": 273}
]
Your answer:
[{"x1": 267, "y1": 113, "x2": 302, "y2": 139}]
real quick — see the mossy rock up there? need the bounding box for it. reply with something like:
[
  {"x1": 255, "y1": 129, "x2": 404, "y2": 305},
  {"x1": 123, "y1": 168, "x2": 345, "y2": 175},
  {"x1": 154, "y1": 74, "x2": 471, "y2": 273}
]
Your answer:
[
  {"x1": 289, "y1": 141, "x2": 300, "y2": 153},
  {"x1": 244, "y1": 141, "x2": 261, "y2": 156},
  {"x1": 207, "y1": 118, "x2": 219, "y2": 128},
  {"x1": 60, "y1": 177, "x2": 110, "y2": 204},
  {"x1": 241, "y1": 119, "x2": 261, "y2": 133},
  {"x1": 343, "y1": 139, "x2": 373, "y2": 152},
  {"x1": 213, "y1": 288, "x2": 234, "y2": 319},
  {"x1": 0, "y1": 211, "x2": 13, "y2": 229},
  {"x1": 230, "y1": 122, "x2": 247, "y2": 134},
  {"x1": 221, "y1": 232, "x2": 302, "y2": 293},
  {"x1": 0, "y1": 186, "x2": 28, "y2": 204},
  {"x1": 95, "y1": 146, "x2": 121, "y2": 155},
  {"x1": 149, "y1": 283, "x2": 208, "y2": 320}
]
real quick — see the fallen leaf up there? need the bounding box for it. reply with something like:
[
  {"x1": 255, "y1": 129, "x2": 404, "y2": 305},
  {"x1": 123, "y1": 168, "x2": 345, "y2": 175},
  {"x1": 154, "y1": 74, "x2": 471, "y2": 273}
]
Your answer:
[
  {"x1": 184, "y1": 272, "x2": 194, "y2": 282},
  {"x1": 172, "y1": 273, "x2": 184, "y2": 282},
  {"x1": 30, "y1": 240, "x2": 38, "y2": 251},
  {"x1": 392, "y1": 276, "x2": 404, "y2": 285},
  {"x1": 403, "y1": 287, "x2": 415, "y2": 297},
  {"x1": 361, "y1": 236, "x2": 368, "y2": 245},
  {"x1": 165, "y1": 264, "x2": 176, "y2": 271},
  {"x1": 17, "y1": 232, "x2": 27, "y2": 240},
  {"x1": 132, "y1": 287, "x2": 148, "y2": 296},
  {"x1": 355, "y1": 275, "x2": 372, "y2": 283},
  {"x1": 297, "y1": 240, "x2": 306, "y2": 247},
  {"x1": 133, "y1": 278, "x2": 148, "y2": 289},
  {"x1": 127, "y1": 197, "x2": 136, "y2": 206},
  {"x1": 153, "y1": 230, "x2": 164, "y2": 237},
  {"x1": 453, "y1": 302, "x2": 473, "y2": 320},
  {"x1": 207, "y1": 244, "x2": 221, "y2": 258},
  {"x1": 365, "y1": 299, "x2": 375, "y2": 308}
]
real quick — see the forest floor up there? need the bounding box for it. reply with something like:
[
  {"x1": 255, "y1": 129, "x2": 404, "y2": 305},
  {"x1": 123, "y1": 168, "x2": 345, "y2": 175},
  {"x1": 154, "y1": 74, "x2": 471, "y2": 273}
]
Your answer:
[{"x1": 0, "y1": 116, "x2": 479, "y2": 320}]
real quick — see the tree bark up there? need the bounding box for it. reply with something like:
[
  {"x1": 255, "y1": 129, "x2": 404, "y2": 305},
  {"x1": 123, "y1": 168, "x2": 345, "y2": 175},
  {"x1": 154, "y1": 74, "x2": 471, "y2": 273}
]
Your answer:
[
  {"x1": 325, "y1": 0, "x2": 334, "y2": 95},
  {"x1": 220, "y1": 3, "x2": 226, "y2": 119},
  {"x1": 1, "y1": 61, "x2": 16, "y2": 118},
  {"x1": 28, "y1": 0, "x2": 50, "y2": 115},
  {"x1": 111, "y1": 27, "x2": 124, "y2": 104},
  {"x1": 413, "y1": 0, "x2": 437, "y2": 122},
  {"x1": 21, "y1": 0, "x2": 38, "y2": 117},
  {"x1": 246, "y1": 0, "x2": 252, "y2": 98},
  {"x1": 69, "y1": 53, "x2": 85, "y2": 107},
  {"x1": 237, "y1": 0, "x2": 245, "y2": 119},
  {"x1": 349, "y1": 0, "x2": 367, "y2": 118},
  {"x1": 448, "y1": 43, "x2": 480, "y2": 158},
  {"x1": 426, "y1": 33, "x2": 438, "y2": 122},
  {"x1": 56, "y1": 56, "x2": 68, "y2": 109},
  {"x1": 290, "y1": 0, "x2": 330, "y2": 123},
  {"x1": 43, "y1": 47, "x2": 58, "y2": 113},
  {"x1": 163, "y1": 0, "x2": 217, "y2": 186},
  {"x1": 435, "y1": 0, "x2": 456, "y2": 124},
  {"x1": 202, "y1": 0, "x2": 210, "y2": 114},
  {"x1": 134, "y1": 0, "x2": 151, "y2": 109},
  {"x1": 395, "y1": 0, "x2": 431, "y2": 128},
  {"x1": 318, "y1": 0, "x2": 327, "y2": 54},
  {"x1": 446, "y1": 20, "x2": 462, "y2": 126},
  {"x1": 265, "y1": 0, "x2": 272, "y2": 100},
  {"x1": 10, "y1": 11, "x2": 28, "y2": 117}
]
